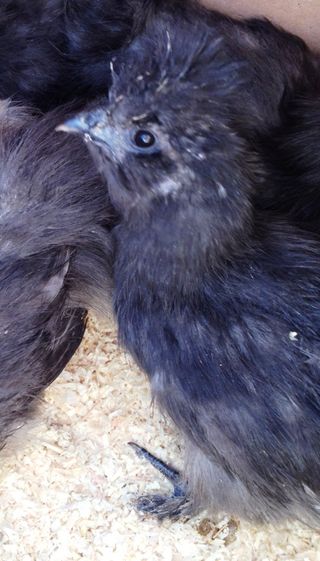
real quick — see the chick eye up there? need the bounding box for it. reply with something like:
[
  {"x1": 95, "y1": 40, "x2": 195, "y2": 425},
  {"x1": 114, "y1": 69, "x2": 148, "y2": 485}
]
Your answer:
[{"x1": 133, "y1": 129, "x2": 156, "y2": 149}]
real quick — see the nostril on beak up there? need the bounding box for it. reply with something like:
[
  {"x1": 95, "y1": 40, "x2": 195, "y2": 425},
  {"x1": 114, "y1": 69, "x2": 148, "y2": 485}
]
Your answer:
[{"x1": 85, "y1": 113, "x2": 101, "y2": 128}]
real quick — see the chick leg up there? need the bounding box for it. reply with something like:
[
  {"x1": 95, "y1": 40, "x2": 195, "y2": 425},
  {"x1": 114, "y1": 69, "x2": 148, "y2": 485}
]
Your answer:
[{"x1": 128, "y1": 442, "x2": 193, "y2": 519}]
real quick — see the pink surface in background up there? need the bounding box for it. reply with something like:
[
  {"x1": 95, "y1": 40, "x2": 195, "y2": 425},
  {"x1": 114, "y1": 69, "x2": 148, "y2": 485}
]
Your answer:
[{"x1": 201, "y1": 0, "x2": 320, "y2": 49}]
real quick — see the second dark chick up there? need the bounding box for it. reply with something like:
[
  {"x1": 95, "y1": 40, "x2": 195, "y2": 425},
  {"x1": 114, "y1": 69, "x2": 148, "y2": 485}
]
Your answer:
[
  {"x1": 61, "y1": 19, "x2": 320, "y2": 525},
  {"x1": 0, "y1": 100, "x2": 112, "y2": 446}
]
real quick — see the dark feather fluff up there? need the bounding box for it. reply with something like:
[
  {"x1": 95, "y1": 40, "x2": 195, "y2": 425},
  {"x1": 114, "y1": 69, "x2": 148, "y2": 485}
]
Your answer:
[
  {"x1": 0, "y1": 0, "x2": 133, "y2": 109},
  {"x1": 257, "y1": 97, "x2": 320, "y2": 235},
  {"x1": 0, "y1": 100, "x2": 113, "y2": 444},
  {"x1": 1, "y1": 0, "x2": 319, "y2": 113}
]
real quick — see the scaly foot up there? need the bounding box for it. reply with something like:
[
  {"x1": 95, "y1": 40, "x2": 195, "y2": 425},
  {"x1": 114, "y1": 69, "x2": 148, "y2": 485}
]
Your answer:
[{"x1": 128, "y1": 442, "x2": 192, "y2": 519}]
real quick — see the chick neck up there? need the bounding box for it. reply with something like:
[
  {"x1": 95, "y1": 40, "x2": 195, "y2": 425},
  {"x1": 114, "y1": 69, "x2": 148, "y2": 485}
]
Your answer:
[{"x1": 114, "y1": 191, "x2": 253, "y2": 299}]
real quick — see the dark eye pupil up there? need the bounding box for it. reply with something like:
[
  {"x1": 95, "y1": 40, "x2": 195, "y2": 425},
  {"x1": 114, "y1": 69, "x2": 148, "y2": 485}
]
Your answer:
[{"x1": 134, "y1": 130, "x2": 155, "y2": 148}]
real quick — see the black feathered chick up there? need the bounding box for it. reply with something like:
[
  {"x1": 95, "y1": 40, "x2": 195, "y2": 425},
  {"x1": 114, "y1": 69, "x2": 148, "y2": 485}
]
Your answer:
[
  {"x1": 0, "y1": 100, "x2": 112, "y2": 445},
  {"x1": 61, "y1": 17, "x2": 320, "y2": 525}
]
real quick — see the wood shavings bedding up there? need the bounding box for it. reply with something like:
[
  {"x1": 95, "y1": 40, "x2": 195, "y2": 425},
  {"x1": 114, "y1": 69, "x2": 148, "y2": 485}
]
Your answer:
[{"x1": 0, "y1": 316, "x2": 319, "y2": 561}]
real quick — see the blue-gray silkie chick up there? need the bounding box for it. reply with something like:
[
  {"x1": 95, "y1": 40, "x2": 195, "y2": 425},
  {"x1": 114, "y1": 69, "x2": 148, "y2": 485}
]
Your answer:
[{"x1": 59, "y1": 15, "x2": 320, "y2": 525}]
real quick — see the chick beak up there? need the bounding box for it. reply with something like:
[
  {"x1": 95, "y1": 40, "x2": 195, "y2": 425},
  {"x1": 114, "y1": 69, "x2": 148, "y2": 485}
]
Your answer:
[
  {"x1": 56, "y1": 109, "x2": 115, "y2": 151},
  {"x1": 56, "y1": 114, "x2": 91, "y2": 135}
]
